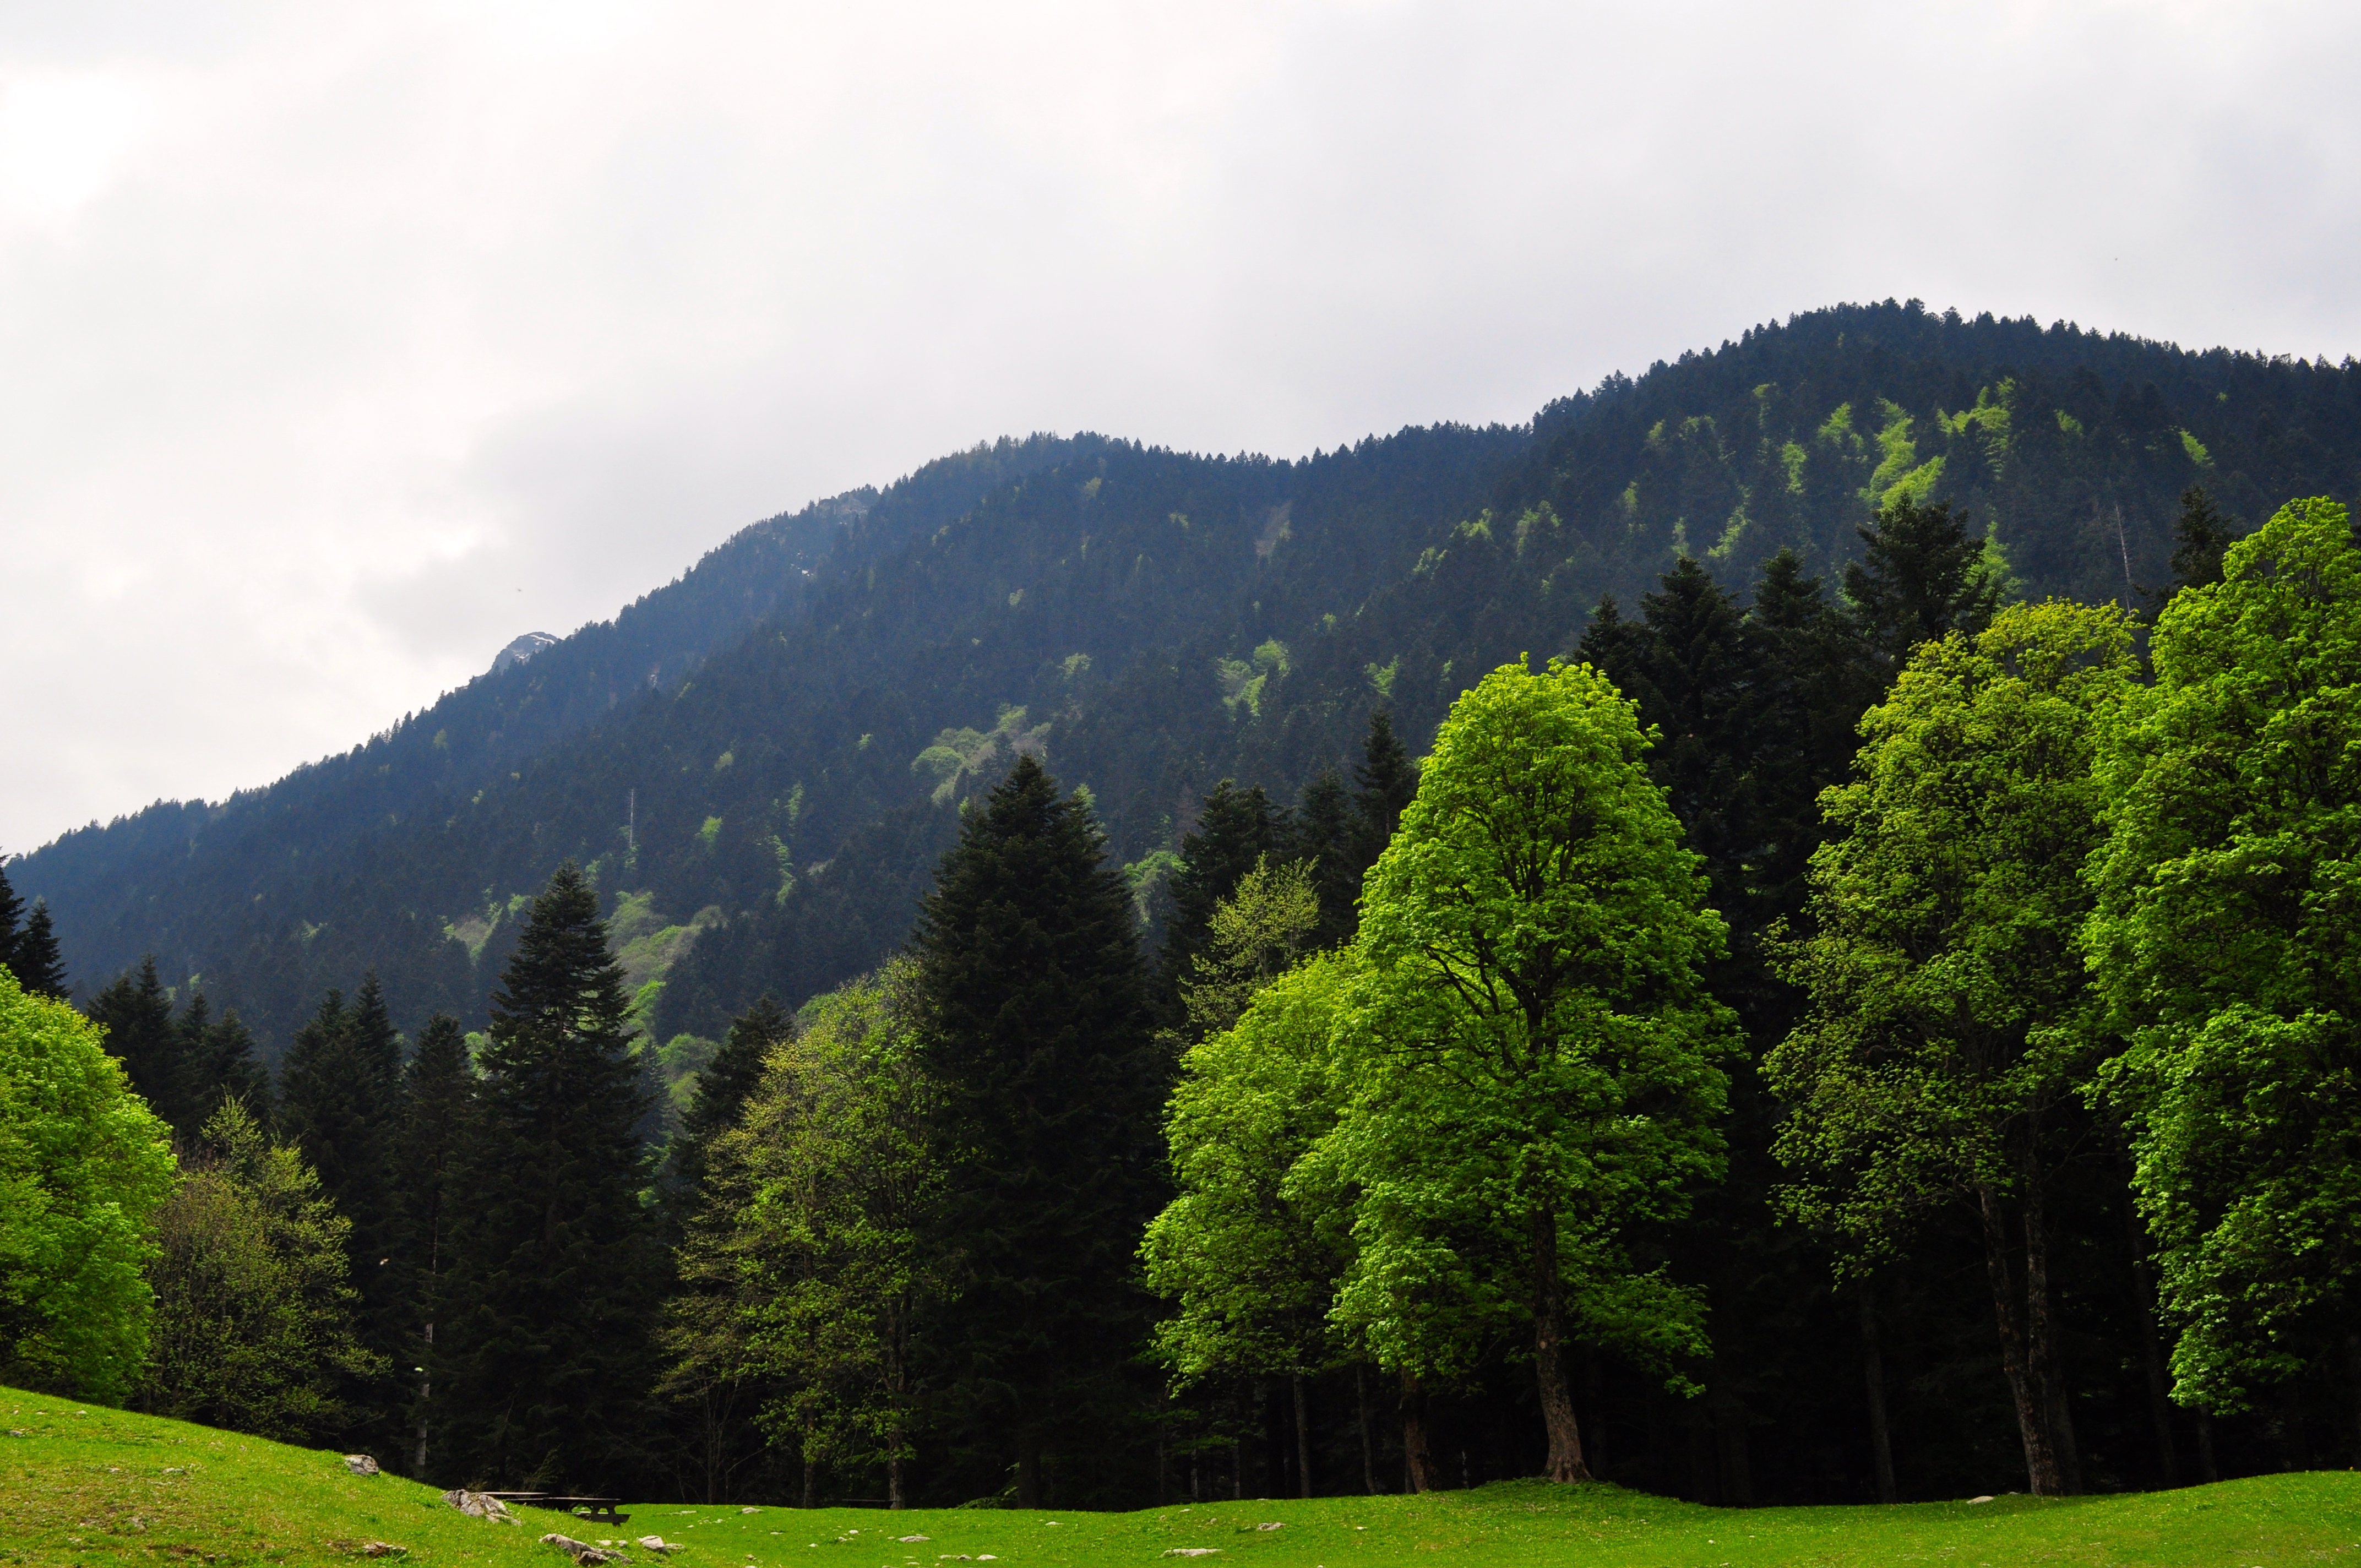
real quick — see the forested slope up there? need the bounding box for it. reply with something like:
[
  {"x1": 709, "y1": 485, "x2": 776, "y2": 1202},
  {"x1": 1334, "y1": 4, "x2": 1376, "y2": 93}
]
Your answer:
[{"x1": 16, "y1": 301, "x2": 2360, "y2": 1055}]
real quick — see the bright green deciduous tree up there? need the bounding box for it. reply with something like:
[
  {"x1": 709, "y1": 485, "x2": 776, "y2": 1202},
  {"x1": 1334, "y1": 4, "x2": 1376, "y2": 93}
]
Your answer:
[
  {"x1": 1326, "y1": 658, "x2": 1731, "y2": 1485},
  {"x1": 1767, "y1": 600, "x2": 2141, "y2": 1497},
  {"x1": 2087, "y1": 497, "x2": 2361, "y2": 1414},
  {"x1": 0, "y1": 966, "x2": 177, "y2": 1403},
  {"x1": 135, "y1": 1099, "x2": 381, "y2": 1441},
  {"x1": 1145, "y1": 925, "x2": 1352, "y2": 1496},
  {"x1": 672, "y1": 961, "x2": 941, "y2": 1508}
]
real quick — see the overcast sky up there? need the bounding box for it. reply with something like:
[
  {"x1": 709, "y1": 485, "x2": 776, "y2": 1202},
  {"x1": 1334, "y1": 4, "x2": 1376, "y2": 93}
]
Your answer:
[{"x1": 2, "y1": 0, "x2": 2355, "y2": 853}]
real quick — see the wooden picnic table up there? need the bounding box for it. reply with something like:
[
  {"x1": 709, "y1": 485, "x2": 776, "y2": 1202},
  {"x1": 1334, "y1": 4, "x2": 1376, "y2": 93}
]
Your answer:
[{"x1": 482, "y1": 1493, "x2": 630, "y2": 1525}]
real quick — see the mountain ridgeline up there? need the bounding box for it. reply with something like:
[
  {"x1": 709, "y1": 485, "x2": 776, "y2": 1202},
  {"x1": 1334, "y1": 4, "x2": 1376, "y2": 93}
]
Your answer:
[{"x1": 17, "y1": 302, "x2": 2361, "y2": 1055}]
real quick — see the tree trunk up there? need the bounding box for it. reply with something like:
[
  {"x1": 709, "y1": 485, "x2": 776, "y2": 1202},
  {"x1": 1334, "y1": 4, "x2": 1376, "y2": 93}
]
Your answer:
[
  {"x1": 1355, "y1": 1364, "x2": 1377, "y2": 1494},
  {"x1": 2194, "y1": 1415, "x2": 2218, "y2": 1484},
  {"x1": 1015, "y1": 1434, "x2": 1044, "y2": 1509},
  {"x1": 2346, "y1": 1332, "x2": 2361, "y2": 1469},
  {"x1": 414, "y1": 1319, "x2": 432, "y2": 1477},
  {"x1": 1292, "y1": 1374, "x2": 1313, "y2": 1499},
  {"x1": 2119, "y1": 1164, "x2": 2180, "y2": 1488},
  {"x1": 1399, "y1": 1370, "x2": 1439, "y2": 1493},
  {"x1": 801, "y1": 1447, "x2": 817, "y2": 1510},
  {"x1": 1857, "y1": 1285, "x2": 1897, "y2": 1504},
  {"x1": 1530, "y1": 1207, "x2": 1592, "y2": 1483},
  {"x1": 1977, "y1": 1182, "x2": 2064, "y2": 1495},
  {"x1": 2021, "y1": 1141, "x2": 2082, "y2": 1494},
  {"x1": 888, "y1": 1435, "x2": 905, "y2": 1510}
]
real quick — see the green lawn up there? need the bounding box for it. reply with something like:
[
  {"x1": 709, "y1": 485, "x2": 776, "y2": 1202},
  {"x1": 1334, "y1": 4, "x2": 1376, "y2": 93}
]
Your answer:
[{"x1": 5, "y1": 1388, "x2": 2356, "y2": 1567}]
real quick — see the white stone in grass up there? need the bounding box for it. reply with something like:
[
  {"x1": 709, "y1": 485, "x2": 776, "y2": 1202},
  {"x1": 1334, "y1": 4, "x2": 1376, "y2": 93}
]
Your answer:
[
  {"x1": 1163, "y1": 1552, "x2": 1221, "y2": 1559},
  {"x1": 1254, "y1": 1522, "x2": 1282, "y2": 1531},
  {"x1": 1966, "y1": 1495, "x2": 1995, "y2": 1505},
  {"x1": 899, "y1": 1536, "x2": 928, "y2": 1543},
  {"x1": 345, "y1": 1454, "x2": 383, "y2": 1476}
]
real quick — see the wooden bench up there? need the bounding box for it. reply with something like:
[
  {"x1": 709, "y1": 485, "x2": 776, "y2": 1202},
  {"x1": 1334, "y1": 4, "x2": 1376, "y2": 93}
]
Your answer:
[{"x1": 482, "y1": 1493, "x2": 630, "y2": 1525}]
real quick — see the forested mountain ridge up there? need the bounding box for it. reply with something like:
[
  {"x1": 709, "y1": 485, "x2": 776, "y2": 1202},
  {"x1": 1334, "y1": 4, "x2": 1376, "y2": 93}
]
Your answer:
[
  {"x1": 15, "y1": 301, "x2": 2360, "y2": 1055},
  {"x1": 13, "y1": 434, "x2": 1101, "y2": 1033}
]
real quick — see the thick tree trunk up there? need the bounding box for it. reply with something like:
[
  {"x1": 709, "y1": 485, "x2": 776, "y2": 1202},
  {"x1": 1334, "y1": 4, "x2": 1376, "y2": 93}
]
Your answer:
[
  {"x1": 1292, "y1": 1374, "x2": 1313, "y2": 1499},
  {"x1": 1015, "y1": 1434, "x2": 1044, "y2": 1509},
  {"x1": 1355, "y1": 1364, "x2": 1377, "y2": 1494},
  {"x1": 1399, "y1": 1370, "x2": 1439, "y2": 1493},
  {"x1": 1857, "y1": 1286, "x2": 1897, "y2": 1504},
  {"x1": 801, "y1": 1447, "x2": 817, "y2": 1510},
  {"x1": 2021, "y1": 1142, "x2": 2082, "y2": 1495},
  {"x1": 1977, "y1": 1182, "x2": 2064, "y2": 1495},
  {"x1": 1531, "y1": 1207, "x2": 1592, "y2": 1483},
  {"x1": 2194, "y1": 1415, "x2": 2218, "y2": 1484},
  {"x1": 2119, "y1": 1167, "x2": 2180, "y2": 1488}
]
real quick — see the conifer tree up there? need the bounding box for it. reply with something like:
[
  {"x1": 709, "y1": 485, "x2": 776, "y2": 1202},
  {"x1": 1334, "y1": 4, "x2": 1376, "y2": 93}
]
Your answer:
[
  {"x1": 910, "y1": 755, "x2": 1160, "y2": 1507},
  {"x1": 0, "y1": 859, "x2": 24, "y2": 978},
  {"x1": 1843, "y1": 496, "x2": 2001, "y2": 667},
  {"x1": 667, "y1": 994, "x2": 792, "y2": 1212},
  {"x1": 439, "y1": 862, "x2": 662, "y2": 1491},
  {"x1": 1347, "y1": 711, "x2": 1418, "y2": 875},
  {"x1": 89, "y1": 957, "x2": 192, "y2": 1137},
  {"x1": 10, "y1": 903, "x2": 68, "y2": 1001},
  {"x1": 1160, "y1": 780, "x2": 1283, "y2": 1010},
  {"x1": 1286, "y1": 771, "x2": 1357, "y2": 949},
  {"x1": 2165, "y1": 485, "x2": 2240, "y2": 594},
  {"x1": 191, "y1": 1003, "x2": 269, "y2": 1125},
  {"x1": 396, "y1": 1015, "x2": 474, "y2": 1477},
  {"x1": 276, "y1": 977, "x2": 408, "y2": 1449}
]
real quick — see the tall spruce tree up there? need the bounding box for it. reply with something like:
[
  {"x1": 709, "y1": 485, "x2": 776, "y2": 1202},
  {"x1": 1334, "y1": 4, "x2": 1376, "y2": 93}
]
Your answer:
[
  {"x1": 666, "y1": 994, "x2": 792, "y2": 1215},
  {"x1": 1843, "y1": 496, "x2": 2001, "y2": 667},
  {"x1": 910, "y1": 755, "x2": 1160, "y2": 1507},
  {"x1": 396, "y1": 1014, "x2": 474, "y2": 1477},
  {"x1": 1159, "y1": 780, "x2": 1284, "y2": 1012},
  {"x1": 89, "y1": 957, "x2": 193, "y2": 1137},
  {"x1": 275, "y1": 982, "x2": 407, "y2": 1450},
  {"x1": 1347, "y1": 710, "x2": 1418, "y2": 875},
  {"x1": 438, "y1": 862, "x2": 662, "y2": 1491},
  {"x1": 191, "y1": 1002, "x2": 269, "y2": 1126},
  {"x1": 0, "y1": 859, "x2": 23, "y2": 979},
  {"x1": 1286, "y1": 771, "x2": 1357, "y2": 949},
  {"x1": 10, "y1": 903, "x2": 68, "y2": 1001}
]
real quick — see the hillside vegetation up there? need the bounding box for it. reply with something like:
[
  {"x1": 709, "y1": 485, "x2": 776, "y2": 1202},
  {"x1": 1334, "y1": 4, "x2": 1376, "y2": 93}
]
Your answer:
[
  {"x1": 7, "y1": 1389, "x2": 2357, "y2": 1568},
  {"x1": 19, "y1": 303, "x2": 2361, "y2": 1054}
]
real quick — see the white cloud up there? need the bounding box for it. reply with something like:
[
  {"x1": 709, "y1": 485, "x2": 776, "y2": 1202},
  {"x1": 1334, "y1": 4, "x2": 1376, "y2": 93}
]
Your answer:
[{"x1": 2, "y1": 0, "x2": 2357, "y2": 848}]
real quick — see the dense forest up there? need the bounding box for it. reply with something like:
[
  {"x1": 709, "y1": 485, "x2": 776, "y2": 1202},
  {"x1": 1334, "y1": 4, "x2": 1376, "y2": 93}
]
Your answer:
[{"x1": 3, "y1": 301, "x2": 2358, "y2": 1516}]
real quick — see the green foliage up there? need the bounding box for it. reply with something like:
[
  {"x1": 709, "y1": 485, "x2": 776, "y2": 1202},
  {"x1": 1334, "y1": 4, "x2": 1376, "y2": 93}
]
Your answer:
[
  {"x1": 2086, "y1": 498, "x2": 2361, "y2": 1412},
  {"x1": 1769, "y1": 601, "x2": 2138, "y2": 1250},
  {"x1": 0, "y1": 967, "x2": 176, "y2": 1403},
  {"x1": 135, "y1": 1101, "x2": 380, "y2": 1442},
  {"x1": 1841, "y1": 496, "x2": 2002, "y2": 667},
  {"x1": 1145, "y1": 949, "x2": 1356, "y2": 1386},
  {"x1": 672, "y1": 962, "x2": 940, "y2": 1500},
  {"x1": 1767, "y1": 600, "x2": 2139, "y2": 1494},
  {"x1": 1328, "y1": 660, "x2": 1729, "y2": 1477}
]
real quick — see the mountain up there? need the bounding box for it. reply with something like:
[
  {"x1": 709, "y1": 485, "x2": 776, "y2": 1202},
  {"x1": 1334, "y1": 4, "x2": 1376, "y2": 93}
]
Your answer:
[{"x1": 15, "y1": 302, "x2": 2359, "y2": 1054}]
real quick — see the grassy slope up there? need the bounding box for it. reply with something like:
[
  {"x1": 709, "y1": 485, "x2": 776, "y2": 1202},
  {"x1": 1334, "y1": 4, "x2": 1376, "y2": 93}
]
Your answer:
[{"x1": 5, "y1": 1391, "x2": 2357, "y2": 1568}]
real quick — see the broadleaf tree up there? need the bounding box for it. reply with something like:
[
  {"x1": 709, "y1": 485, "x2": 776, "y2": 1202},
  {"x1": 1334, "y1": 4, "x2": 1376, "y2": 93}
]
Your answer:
[{"x1": 1323, "y1": 657, "x2": 1732, "y2": 1484}]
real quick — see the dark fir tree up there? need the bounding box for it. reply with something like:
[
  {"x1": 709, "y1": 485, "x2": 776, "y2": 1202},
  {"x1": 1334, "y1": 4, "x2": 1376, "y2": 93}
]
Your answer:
[
  {"x1": 1158, "y1": 779, "x2": 1284, "y2": 1014},
  {"x1": 0, "y1": 859, "x2": 23, "y2": 979},
  {"x1": 10, "y1": 902, "x2": 68, "y2": 1000},
  {"x1": 2166, "y1": 486, "x2": 2240, "y2": 595},
  {"x1": 438, "y1": 862, "x2": 662, "y2": 1492},
  {"x1": 396, "y1": 1014, "x2": 475, "y2": 1477},
  {"x1": 178, "y1": 991, "x2": 271, "y2": 1130},
  {"x1": 666, "y1": 994, "x2": 792, "y2": 1212},
  {"x1": 1286, "y1": 770, "x2": 1357, "y2": 950},
  {"x1": 89, "y1": 957, "x2": 193, "y2": 1136},
  {"x1": 911, "y1": 755, "x2": 1161, "y2": 1507},
  {"x1": 276, "y1": 982, "x2": 408, "y2": 1447},
  {"x1": 1842, "y1": 496, "x2": 2001, "y2": 667},
  {"x1": 1347, "y1": 710, "x2": 1419, "y2": 876}
]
